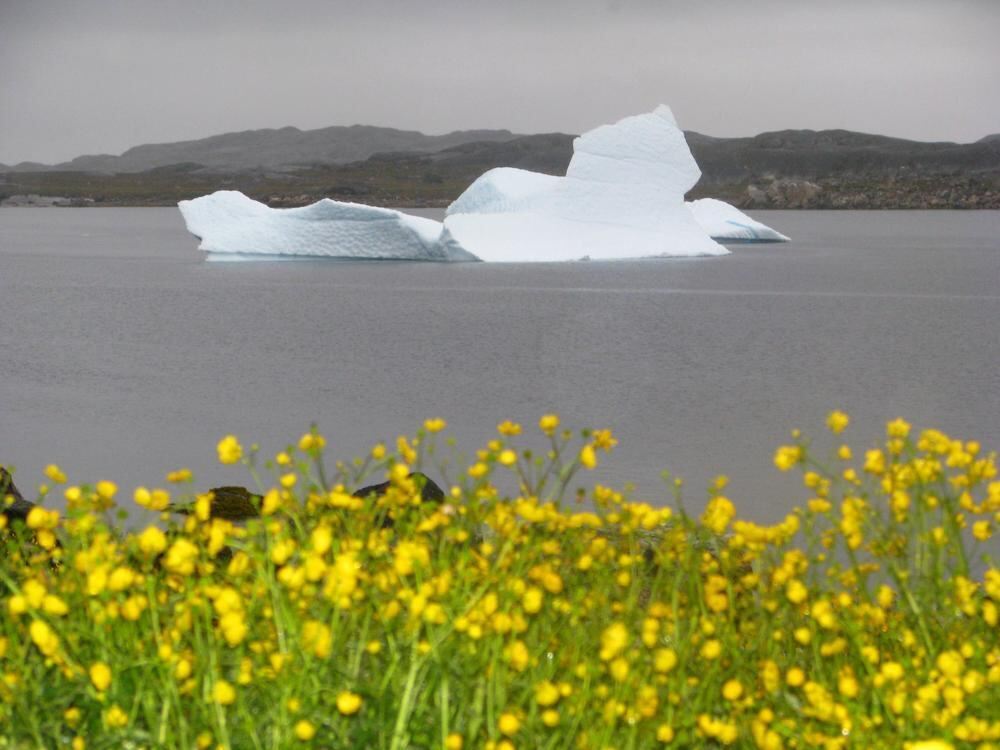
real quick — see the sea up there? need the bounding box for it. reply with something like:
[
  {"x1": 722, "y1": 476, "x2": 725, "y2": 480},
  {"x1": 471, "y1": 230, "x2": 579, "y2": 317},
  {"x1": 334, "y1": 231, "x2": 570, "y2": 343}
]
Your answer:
[{"x1": 1, "y1": 207, "x2": 997, "y2": 524}]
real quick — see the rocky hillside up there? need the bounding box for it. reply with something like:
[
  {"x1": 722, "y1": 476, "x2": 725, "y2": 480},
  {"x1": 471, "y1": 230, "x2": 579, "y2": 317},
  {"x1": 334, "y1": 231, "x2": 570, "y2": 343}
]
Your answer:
[
  {"x1": 2, "y1": 125, "x2": 998, "y2": 209},
  {"x1": 4, "y1": 124, "x2": 521, "y2": 173}
]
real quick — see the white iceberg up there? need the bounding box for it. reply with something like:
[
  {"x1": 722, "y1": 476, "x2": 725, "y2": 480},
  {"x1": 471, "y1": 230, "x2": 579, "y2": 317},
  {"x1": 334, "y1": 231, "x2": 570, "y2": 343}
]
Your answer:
[
  {"x1": 179, "y1": 105, "x2": 791, "y2": 262},
  {"x1": 178, "y1": 190, "x2": 474, "y2": 262},
  {"x1": 441, "y1": 106, "x2": 727, "y2": 262},
  {"x1": 686, "y1": 198, "x2": 790, "y2": 242}
]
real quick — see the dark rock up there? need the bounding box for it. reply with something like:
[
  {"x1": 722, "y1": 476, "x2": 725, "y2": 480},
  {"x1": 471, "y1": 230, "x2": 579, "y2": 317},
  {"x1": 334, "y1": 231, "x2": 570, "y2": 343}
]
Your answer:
[
  {"x1": 1, "y1": 468, "x2": 35, "y2": 523},
  {"x1": 185, "y1": 486, "x2": 263, "y2": 521},
  {"x1": 353, "y1": 472, "x2": 445, "y2": 505},
  {"x1": 182, "y1": 473, "x2": 445, "y2": 521}
]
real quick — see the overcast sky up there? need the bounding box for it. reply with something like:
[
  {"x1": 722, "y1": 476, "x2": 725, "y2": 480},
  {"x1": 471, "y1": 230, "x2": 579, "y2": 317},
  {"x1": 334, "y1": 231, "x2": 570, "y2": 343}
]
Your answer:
[{"x1": 1, "y1": 0, "x2": 998, "y2": 164}]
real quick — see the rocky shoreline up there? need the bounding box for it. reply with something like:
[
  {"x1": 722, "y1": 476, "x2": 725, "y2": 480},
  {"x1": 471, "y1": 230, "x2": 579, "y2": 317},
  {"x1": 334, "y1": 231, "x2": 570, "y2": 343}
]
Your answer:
[{"x1": 689, "y1": 176, "x2": 1000, "y2": 210}]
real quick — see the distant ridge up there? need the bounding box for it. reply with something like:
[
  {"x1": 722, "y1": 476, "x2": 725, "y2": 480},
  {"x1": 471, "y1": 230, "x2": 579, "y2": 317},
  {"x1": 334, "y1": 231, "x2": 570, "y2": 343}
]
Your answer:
[
  {"x1": 2, "y1": 122, "x2": 998, "y2": 209},
  {"x1": 4, "y1": 124, "x2": 997, "y2": 179},
  {"x1": 683, "y1": 128, "x2": 1000, "y2": 185},
  {"x1": 6, "y1": 124, "x2": 521, "y2": 173}
]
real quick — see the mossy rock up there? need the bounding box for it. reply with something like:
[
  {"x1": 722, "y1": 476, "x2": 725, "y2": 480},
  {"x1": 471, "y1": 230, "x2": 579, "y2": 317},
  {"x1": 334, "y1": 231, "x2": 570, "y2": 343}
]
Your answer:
[{"x1": 175, "y1": 473, "x2": 445, "y2": 522}]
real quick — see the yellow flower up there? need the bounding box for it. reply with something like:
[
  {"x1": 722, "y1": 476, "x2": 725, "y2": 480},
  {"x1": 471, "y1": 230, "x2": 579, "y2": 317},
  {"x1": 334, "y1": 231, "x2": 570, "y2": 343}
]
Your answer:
[
  {"x1": 26, "y1": 507, "x2": 58, "y2": 530},
  {"x1": 219, "y1": 612, "x2": 248, "y2": 647},
  {"x1": 497, "y1": 420, "x2": 521, "y2": 436},
  {"x1": 700, "y1": 639, "x2": 721, "y2": 660},
  {"x1": 864, "y1": 449, "x2": 886, "y2": 475},
  {"x1": 785, "y1": 579, "x2": 808, "y2": 604},
  {"x1": 445, "y1": 734, "x2": 464, "y2": 750},
  {"x1": 424, "y1": 418, "x2": 447, "y2": 433},
  {"x1": 302, "y1": 620, "x2": 332, "y2": 659},
  {"x1": 579, "y1": 444, "x2": 597, "y2": 469},
  {"x1": 886, "y1": 417, "x2": 911, "y2": 439},
  {"x1": 522, "y1": 586, "x2": 544, "y2": 614},
  {"x1": 654, "y1": 648, "x2": 678, "y2": 673},
  {"x1": 44, "y1": 464, "x2": 67, "y2": 484},
  {"x1": 826, "y1": 410, "x2": 849, "y2": 434},
  {"x1": 722, "y1": 679, "x2": 743, "y2": 701},
  {"x1": 166, "y1": 467, "x2": 193, "y2": 483},
  {"x1": 393, "y1": 541, "x2": 430, "y2": 577},
  {"x1": 774, "y1": 445, "x2": 802, "y2": 472},
  {"x1": 336, "y1": 691, "x2": 362, "y2": 715},
  {"x1": 838, "y1": 668, "x2": 859, "y2": 698},
  {"x1": 29, "y1": 619, "x2": 59, "y2": 656},
  {"x1": 95, "y1": 480, "x2": 117, "y2": 502},
  {"x1": 212, "y1": 679, "x2": 236, "y2": 705},
  {"x1": 104, "y1": 704, "x2": 128, "y2": 728},
  {"x1": 216, "y1": 435, "x2": 243, "y2": 465},
  {"x1": 935, "y1": 650, "x2": 964, "y2": 678},
  {"x1": 108, "y1": 566, "x2": 136, "y2": 592},
  {"x1": 498, "y1": 712, "x2": 520, "y2": 736},
  {"x1": 137, "y1": 525, "x2": 167, "y2": 556},
  {"x1": 599, "y1": 622, "x2": 628, "y2": 660},
  {"x1": 294, "y1": 720, "x2": 316, "y2": 740},
  {"x1": 592, "y1": 429, "x2": 618, "y2": 451},
  {"x1": 908, "y1": 742, "x2": 954, "y2": 750},
  {"x1": 609, "y1": 657, "x2": 629, "y2": 682},
  {"x1": 498, "y1": 449, "x2": 517, "y2": 466},
  {"x1": 163, "y1": 538, "x2": 199, "y2": 576},
  {"x1": 535, "y1": 680, "x2": 560, "y2": 707},
  {"x1": 786, "y1": 667, "x2": 806, "y2": 687},
  {"x1": 298, "y1": 432, "x2": 326, "y2": 452},
  {"x1": 89, "y1": 662, "x2": 112, "y2": 691},
  {"x1": 42, "y1": 595, "x2": 68, "y2": 617},
  {"x1": 505, "y1": 640, "x2": 530, "y2": 671},
  {"x1": 656, "y1": 724, "x2": 675, "y2": 743},
  {"x1": 702, "y1": 496, "x2": 735, "y2": 535},
  {"x1": 539, "y1": 414, "x2": 560, "y2": 435}
]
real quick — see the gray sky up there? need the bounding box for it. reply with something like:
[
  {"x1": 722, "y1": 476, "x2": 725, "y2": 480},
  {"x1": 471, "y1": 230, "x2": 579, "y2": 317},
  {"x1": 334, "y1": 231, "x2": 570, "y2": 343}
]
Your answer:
[{"x1": 1, "y1": 0, "x2": 998, "y2": 164}]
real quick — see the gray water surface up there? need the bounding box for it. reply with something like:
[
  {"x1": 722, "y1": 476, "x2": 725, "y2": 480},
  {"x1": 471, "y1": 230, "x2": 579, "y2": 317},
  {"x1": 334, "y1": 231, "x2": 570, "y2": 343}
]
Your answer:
[{"x1": 1, "y1": 208, "x2": 997, "y2": 522}]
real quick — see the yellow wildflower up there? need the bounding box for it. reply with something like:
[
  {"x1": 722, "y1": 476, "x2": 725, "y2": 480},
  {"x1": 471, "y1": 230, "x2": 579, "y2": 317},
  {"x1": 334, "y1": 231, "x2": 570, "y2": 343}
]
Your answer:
[
  {"x1": 774, "y1": 445, "x2": 802, "y2": 471},
  {"x1": 216, "y1": 435, "x2": 243, "y2": 464},
  {"x1": 294, "y1": 720, "x2": 316, "y2": 740},
  {"x1": 599, "y1": 622, "x2": 628, "y2": 660},
  {"x1": 89, "y1": 662, "x2": 112, "y2": 692},
  {"x1": 702, "y1": 496, "x2": 735, "y2": 534},
  {"x1": 539, "y1": 414, "x2": 560, "y2": 435},
  {"x1": 212, "y1": 680, "x2": 236, "y2": 705},
  {"x1": 826, "y1": 410, "x2": 849, "y2": 434},
  {"x1": 498, "y1": 712, "x2": 521, "y2": 736},
  {"x1": 722, "y1": 679, "x2": 743, "y2": 701},
  {"x1": 104, "y1": 704, "x2": 128, "y2": 728},
  {"x1": 336, "y1": 691, "x2": 362, "y2": 715},
  {"x1": 29, "y1": 620, "x2": 59, "y2": 657},
  {"x1": 424, "y1": 418, "x2": 447, "y2": 433}
]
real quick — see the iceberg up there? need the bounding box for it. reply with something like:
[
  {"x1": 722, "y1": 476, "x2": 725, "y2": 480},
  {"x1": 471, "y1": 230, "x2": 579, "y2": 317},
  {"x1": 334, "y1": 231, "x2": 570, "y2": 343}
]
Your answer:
[
  {"x1": 178, "y1": 106, "x2": 789, "y2": 262},
  {"x1": 686, "y1": 198, "x2": 790, "y2": 242},
  {"x1": 441, "y1": 106, "x2": 727, "y2": 262},
  {"x1": 178, "y1": 190, "x2": 474, "y2": 262}
]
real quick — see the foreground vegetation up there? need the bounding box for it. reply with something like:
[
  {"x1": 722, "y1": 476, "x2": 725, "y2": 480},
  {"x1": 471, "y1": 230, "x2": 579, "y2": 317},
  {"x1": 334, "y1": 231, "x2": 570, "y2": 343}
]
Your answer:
[{"x1": 1, "y1": 414, "x2": 998, "y2": 749}]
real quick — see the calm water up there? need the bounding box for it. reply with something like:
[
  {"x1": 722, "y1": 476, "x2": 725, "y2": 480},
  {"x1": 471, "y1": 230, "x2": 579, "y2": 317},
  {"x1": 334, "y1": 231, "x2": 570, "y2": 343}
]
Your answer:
[{"x1": 1, "y1": 207, "x2": 997, "y2": 523}]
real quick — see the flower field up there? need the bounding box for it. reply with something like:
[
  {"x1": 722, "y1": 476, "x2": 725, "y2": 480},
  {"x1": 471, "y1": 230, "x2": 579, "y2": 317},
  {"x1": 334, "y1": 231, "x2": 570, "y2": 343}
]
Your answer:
[{"x1": 1, "y1": 414, "x2": 998, "y2": 749}]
